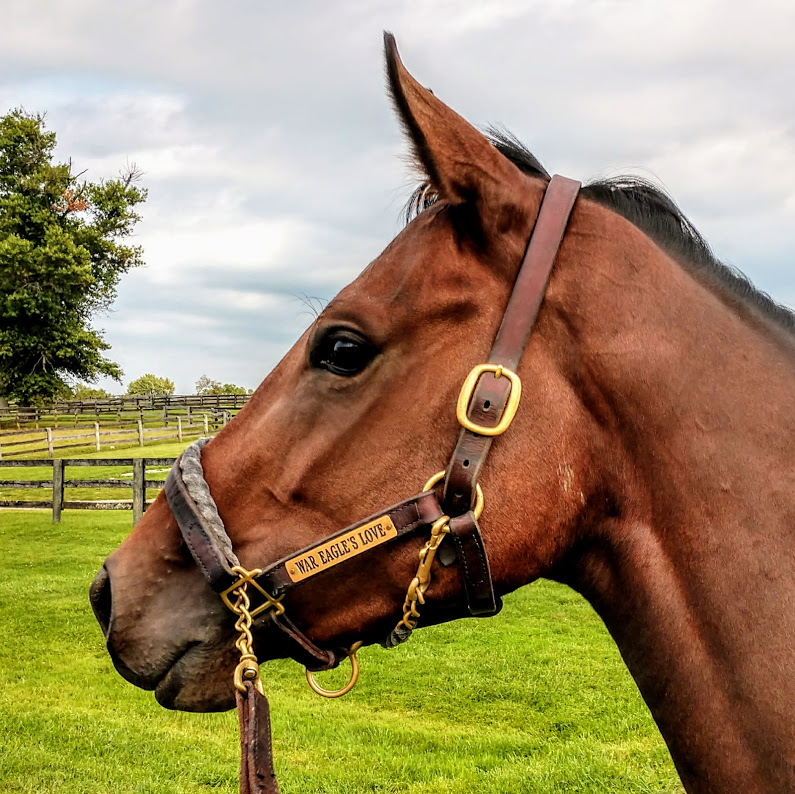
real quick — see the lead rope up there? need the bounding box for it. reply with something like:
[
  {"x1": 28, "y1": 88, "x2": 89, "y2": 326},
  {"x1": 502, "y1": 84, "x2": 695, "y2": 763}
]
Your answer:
[
  {"x1": 228, "y1": 569, "x2": 280, "y2": 794},
  {"x1": 224, "y1": 566, "x2": 362, "y2": 793},
  {"x1": 174, "y1": 449, "x2": 278, "y2": 792}
]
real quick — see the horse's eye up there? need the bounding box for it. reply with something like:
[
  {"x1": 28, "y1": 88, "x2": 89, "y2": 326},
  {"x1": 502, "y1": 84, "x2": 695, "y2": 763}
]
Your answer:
[{"x1": 310, "y1": 329, "x2": 377, "y2": 377}]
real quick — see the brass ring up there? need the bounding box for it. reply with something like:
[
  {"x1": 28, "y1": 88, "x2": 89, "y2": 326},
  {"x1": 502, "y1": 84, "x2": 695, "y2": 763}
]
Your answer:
[
  {"x1": 422, "y1": 471, "x2": 484, "y2": 520},
  {"x1": 305, "y1": 642, "x2": 363, "y2": 698}
]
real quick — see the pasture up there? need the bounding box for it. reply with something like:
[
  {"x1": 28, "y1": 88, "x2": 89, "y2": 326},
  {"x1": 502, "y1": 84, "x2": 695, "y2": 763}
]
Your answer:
[{"x1": 0, "y1": 508, "x2": 682, "y2": 793}]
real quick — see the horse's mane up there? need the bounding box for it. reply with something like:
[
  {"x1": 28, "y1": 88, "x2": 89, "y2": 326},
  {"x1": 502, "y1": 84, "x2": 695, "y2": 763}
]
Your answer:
[{"x1": 405, "y1": 128, "x2": 795, "y2": 337}]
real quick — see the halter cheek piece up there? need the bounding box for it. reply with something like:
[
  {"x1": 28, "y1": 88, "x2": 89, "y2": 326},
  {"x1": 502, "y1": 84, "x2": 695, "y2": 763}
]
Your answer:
[{"x1": 165, "y1": 175, "x2": 580, "y2": 794}]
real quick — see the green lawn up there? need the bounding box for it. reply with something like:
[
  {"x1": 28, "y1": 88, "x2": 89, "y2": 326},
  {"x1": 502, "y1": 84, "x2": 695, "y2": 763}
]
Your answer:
[{"x1": 0, "y1": 509, "x2": 682, "y2": 793}]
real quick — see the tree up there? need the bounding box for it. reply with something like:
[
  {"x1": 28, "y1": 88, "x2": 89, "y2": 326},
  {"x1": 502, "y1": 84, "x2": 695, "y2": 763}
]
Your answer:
[
  {"x1": 220, "y1": 383, "x2": 251, "y2": 395},
  {"x1": 195, "y1": 374, "x2": 221, "y2": 395},
  {"x1": 196, "y1": 374, "x2": 251, "y2": 396},
  {"x1": 0, "y1": 109, "x2": 146, "y2": 405},
  {"x1": 127, "y1": 374, "x2": 174, "y2": 398},
  {"x1": 70, "y1": 383, "x2": 112, "y2": 400}
]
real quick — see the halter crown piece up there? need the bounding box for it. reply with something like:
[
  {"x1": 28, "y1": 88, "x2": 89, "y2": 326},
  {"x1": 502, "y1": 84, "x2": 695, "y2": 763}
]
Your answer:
[{"x1": 165, "y1": 175, "x2": 581, "y2": 794}]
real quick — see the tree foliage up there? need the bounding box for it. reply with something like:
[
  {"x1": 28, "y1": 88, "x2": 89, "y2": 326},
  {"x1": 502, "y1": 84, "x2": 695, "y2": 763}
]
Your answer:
[
  {"x1": 70, "y1": 383, "x2": 112, "y2": 401},
  {"x1": 195, "y1": 374, "x2": 221, "y2": 395},
  {"x1": 127, "y1": 373, "x2": 174, "y2": 398},
  {"x1": 195, "y1": 374, "x2": 251, "y2": 396},
  {"x1": 222, "y1": 383, "x2": 251, "y2": 395},
  {"x1": 0, "y1": 109, "x2": 147, "y2": 404}
]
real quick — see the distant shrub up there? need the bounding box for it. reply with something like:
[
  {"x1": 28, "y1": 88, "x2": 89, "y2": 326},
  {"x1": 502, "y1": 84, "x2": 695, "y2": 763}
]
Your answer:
[
  {"x1": 127, "y1": 374, "x2": 175, "y2": 398},
  {"x1": 70, "y1": 384, "x2": 113, "y2": 401}
]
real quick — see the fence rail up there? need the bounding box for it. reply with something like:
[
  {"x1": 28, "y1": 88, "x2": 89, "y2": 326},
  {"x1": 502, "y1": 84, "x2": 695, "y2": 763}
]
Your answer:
[
  {"x1": 0, "y1": 413, "x2": 228, "y2": 459},
  {"x1": 0, "y1": 393, "x2": 249, "y2": 428},
  {"x1": 0, "y1": 458, "x2": 176, "y2": 524}
]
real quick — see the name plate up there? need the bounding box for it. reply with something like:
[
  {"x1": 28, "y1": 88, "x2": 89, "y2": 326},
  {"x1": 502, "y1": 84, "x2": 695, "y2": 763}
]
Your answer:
[{"x1": 285, "y1": 515, "x2": 398, "y2": 583}]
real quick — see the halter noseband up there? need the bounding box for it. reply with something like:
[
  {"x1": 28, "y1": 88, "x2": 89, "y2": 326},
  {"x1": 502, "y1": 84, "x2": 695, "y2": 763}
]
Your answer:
[{"x1": 164, "y1": 174, "x2": 580, "y2": 794}]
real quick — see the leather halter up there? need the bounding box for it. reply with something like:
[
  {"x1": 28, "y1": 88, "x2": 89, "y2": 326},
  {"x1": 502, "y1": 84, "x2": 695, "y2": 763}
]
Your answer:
[{"x1": 164, "y1": 175, "x2": 580, "y2": 793}]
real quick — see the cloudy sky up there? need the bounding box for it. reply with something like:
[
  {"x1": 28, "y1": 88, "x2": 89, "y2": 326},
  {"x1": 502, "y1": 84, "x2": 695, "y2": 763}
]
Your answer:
[{"x1": 1, "y1": 0, "x2": 793, "y2": 393}]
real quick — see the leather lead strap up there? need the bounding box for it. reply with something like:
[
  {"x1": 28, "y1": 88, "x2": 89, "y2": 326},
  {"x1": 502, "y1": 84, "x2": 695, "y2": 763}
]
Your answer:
[
  {"x1": 442, "y1": 175, "x2": 581, "y2": 613},
  {"x1": 237, "y1": 683, "x2": 280, "y2": 794}
]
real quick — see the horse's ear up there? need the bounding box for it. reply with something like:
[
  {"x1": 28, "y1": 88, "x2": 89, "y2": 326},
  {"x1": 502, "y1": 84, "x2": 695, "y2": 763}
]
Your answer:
[{"x1": 384, "y1": 33, "x2": 542, "y2": 248}]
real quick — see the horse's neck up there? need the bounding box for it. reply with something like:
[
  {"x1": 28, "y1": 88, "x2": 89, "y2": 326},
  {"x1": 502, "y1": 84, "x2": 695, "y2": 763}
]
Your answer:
[{"x1": 553, "y1": 221, "x2": 795, "y2": 793}]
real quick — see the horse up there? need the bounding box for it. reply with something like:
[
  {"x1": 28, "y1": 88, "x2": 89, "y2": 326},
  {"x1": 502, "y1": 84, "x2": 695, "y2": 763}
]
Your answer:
[{"x1": 89, "y1": 34, "x2": 795, "y2": 793}]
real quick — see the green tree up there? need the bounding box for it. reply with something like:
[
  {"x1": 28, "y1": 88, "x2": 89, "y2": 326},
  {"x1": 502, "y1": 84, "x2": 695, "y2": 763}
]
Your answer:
[
  {"x1": 127, "y1": 374, "x2": 174, "y2": 398},
  {"x1": 195, "y1": 374, "x2": 250, "y2": 396},
  {"x1": 220, "y1": 383, "x2": 251, "y2": 395},
  {"x1": 195, "y1": 374, "x2": 221, "y2": 395},
  {"x1": 70, "y1": 383, "x2": 112, "y2": 400},
  {"x1": 0, "y1": 109, "x2": 146, "y2": 405}
]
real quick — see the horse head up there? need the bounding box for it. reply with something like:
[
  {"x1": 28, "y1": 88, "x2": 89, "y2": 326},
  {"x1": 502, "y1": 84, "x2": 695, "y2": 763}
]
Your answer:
[{"x1": 90, "y1": 35, "x2": 596, "y2": 712}]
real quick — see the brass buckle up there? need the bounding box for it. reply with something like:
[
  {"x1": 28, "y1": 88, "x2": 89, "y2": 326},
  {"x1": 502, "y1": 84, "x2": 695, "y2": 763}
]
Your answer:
[
  {"x1": 220, "y1": 568, "x2": 285, "y2": 619},
  {"x1": 456, "y1": 363, "x2": 522, "y2": 437}
]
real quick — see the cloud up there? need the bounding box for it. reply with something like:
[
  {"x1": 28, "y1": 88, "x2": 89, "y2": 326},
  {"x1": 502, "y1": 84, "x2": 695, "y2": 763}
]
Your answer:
[{"x1": 1, "y1": 0, "x2": 793, "y2": 394}]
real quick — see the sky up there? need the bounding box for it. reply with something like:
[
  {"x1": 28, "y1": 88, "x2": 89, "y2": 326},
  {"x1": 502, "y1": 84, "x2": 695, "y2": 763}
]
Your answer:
[{"x1": 1, "y1": 0, "x2": 793, "y2": 394}]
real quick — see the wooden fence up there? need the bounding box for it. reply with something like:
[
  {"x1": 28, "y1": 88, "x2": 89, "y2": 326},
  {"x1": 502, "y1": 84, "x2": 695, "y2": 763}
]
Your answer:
[
  {"x1": 0, "y1": 393, "x2": 249, "y2": 428},
  {"x1": 0, "y1": 458, "x2": 176, "y2": 524},
  {"x1": 0, "y1": 413, "x2": 229, "y2": 459}
]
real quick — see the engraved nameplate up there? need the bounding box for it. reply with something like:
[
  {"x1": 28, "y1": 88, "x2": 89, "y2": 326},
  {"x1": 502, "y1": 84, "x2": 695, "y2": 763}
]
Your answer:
[{"x1": 285, "y1": 515, "x2": 398, "y2": 583}]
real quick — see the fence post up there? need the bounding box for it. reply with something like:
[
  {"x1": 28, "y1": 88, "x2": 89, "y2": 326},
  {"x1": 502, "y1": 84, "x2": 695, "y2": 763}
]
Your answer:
[
  {"x1": 52, "y1": 459, "x2": 65, "y2": 524},
  {"x1": 163, "y1": 405, "x2": 168, "y2": 427},
  {"x1": 0, "y1": 437, "x2": 3, "y2": 460},
  {"x1": 203, "y1": 414, "x2": 209, "y2": 436},
  {"x1": 132, "y1": 458, "x2": 145, "y2": 525},
  {"x1": 177, "y1": 415, "x2": 183, "y2": 442},
  {"x1": 94, "y1": 422, "x2": 101, "y2": 452},
  {"x1": 46, "y1": 427, "x2": 54, "y2": 458},
  {"x1": 137, "y1": 419, "x2": 144, "y2": 447}
]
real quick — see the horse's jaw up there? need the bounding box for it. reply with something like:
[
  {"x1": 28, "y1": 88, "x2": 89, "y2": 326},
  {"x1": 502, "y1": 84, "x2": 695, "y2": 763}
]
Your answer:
[{"x1": 151, "y1": 641, "x2": 237, "y2": 712}]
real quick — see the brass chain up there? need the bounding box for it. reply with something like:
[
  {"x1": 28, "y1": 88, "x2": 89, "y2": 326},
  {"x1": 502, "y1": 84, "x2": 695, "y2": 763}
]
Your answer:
[
  {"x1": 388, "y1": 472, "x2": 485, "y2": 645},
  {"x1": 395, "y1": 515, "x2": 451, "y2": 633},
  {"x1": 229, "y1": 567, "x2": 265, "y2": 695}
]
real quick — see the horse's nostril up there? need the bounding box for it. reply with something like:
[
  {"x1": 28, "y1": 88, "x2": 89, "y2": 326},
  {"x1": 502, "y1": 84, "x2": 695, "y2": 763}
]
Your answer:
[{"x1": 89, "y1": 566, "x2": 112, "y2": 637}]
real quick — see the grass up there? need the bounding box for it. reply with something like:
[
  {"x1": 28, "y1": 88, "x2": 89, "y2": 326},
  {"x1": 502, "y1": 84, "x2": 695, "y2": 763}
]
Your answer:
[{"x1": 0, "y1": 507, "x2": 683, "y2": 793}]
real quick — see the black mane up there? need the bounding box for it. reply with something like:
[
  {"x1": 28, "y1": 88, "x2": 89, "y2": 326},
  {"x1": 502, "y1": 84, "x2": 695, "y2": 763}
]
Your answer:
[{"x1": 405, "y1": 130, "x2": 795, "y2": 336}]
